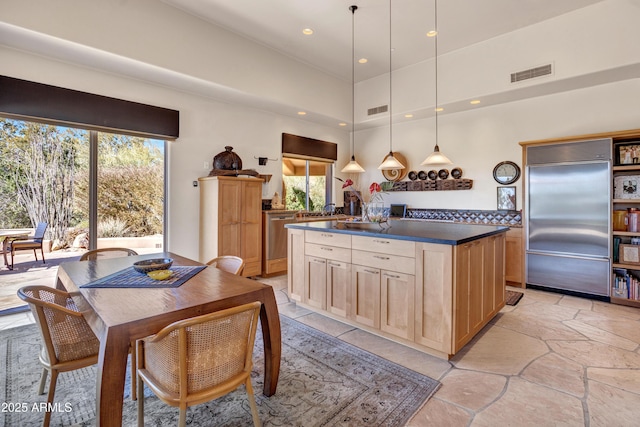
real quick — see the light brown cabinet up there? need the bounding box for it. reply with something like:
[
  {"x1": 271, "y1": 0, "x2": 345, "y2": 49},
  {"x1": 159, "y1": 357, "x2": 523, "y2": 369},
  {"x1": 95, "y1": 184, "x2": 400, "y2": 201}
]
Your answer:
[
  {"x1": 505, "y1": 228, "x2": 524, "y2": 287},
  {"x1": 198, "y1": 176, "x2": 262, "y2": 277},
  {"x1": 288, "y1": 227, "x2": 506, "y2": 358}
]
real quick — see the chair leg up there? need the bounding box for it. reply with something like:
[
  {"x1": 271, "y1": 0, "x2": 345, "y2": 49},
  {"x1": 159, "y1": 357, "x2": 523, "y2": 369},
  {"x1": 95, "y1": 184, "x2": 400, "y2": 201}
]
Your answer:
[
  {"x1": 179, "y1": 407, "x2": 187, "y2": 427},
  {"x1": 137, "y1": 377, "x2": 144, "y2": 427},
  {"x1": 40, "y1": 246, "x2": 45, "y2": 264},
  {"x1": 38, "y1": 367, "x2": 49, "y2": 395},
  {"x1": 43, "y1": 369, "x2": 59, "y2": 427},
  {"x1": 245, "y1": 378, "x2": 261, "y2": 427},
  {"x1": 33, "y1": 248, "x2": 38, "y2": 261}
]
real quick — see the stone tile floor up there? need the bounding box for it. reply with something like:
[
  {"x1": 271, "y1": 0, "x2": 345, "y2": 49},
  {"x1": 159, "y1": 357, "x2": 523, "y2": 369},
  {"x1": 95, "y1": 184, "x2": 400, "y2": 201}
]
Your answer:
[{"x1": 2, "y1": 253, "x2": 639, "y2": 426}]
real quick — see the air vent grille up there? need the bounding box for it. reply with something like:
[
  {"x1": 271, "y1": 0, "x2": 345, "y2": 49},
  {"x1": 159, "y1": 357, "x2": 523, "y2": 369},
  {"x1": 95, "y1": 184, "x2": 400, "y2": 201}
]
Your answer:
[
  {"x1": 510, "y1": 64, "x2": 552, "y2": 83},
  {"x1": 367, "y1": 105, "x2": 388, "y2": 116}
]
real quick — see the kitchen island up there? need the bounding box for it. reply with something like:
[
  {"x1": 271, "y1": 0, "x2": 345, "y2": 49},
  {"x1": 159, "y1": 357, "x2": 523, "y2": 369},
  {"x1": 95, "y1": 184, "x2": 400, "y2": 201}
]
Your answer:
[{"x1": 286, "y1": 220, "x2": 509, "y2": 358}]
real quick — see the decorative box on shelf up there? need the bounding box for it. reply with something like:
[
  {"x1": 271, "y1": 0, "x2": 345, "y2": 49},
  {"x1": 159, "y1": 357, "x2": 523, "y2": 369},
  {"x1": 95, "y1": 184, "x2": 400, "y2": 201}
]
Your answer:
[
  {"x1": 614, "y1": 175, "x2": 640, "y2": 199},
  {"x1": 619, "y1": 244, "x2": 640, "y2": 265}
]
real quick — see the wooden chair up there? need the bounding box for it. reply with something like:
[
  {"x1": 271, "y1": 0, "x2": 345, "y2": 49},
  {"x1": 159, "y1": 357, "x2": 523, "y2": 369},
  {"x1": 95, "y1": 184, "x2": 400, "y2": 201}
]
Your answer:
[
  {"x1": 8, "y1": 222, "x2": 48, "y2": 269},
  {"x1": 136, "y1": 301, "x2": 262, "y2": 427},
  {"x1": 17, "y1": 285, "x2": 100, "y2": 427},
  {"x1": 206, "y1": 255, "x2": 245, "y2": 275},
  {"x1": 78, "y1": 247, "x2": 139, "y2": 401},
  {"x1": 79, "y1": 247, "x2": 138, "y2": 261}
]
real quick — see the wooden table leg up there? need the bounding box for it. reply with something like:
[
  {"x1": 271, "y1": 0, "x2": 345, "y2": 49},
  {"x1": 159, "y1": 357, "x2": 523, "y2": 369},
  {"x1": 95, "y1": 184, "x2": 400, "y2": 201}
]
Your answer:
[
  {"x1": 259, "y1": 288, "x2": 282, "y2": 396},
  {"x1": 95, "y1": 328, "x2": 130, "y2": 427}
]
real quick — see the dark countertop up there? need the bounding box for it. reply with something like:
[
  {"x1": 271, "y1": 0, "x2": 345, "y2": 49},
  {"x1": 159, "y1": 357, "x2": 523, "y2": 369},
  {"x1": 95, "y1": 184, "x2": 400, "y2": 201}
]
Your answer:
[{"x1": 285, "y1": 220, "x2": 509, "y2": 245}]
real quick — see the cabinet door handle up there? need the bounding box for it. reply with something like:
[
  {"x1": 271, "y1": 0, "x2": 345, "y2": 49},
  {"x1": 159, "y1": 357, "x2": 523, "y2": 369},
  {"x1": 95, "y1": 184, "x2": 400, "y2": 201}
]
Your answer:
[
  {"x1": 321, "y1": 247, "x2": 333, "y2": 251},
  {"x1": 373, "y1": 255, "x2": 390, "y2": 260},
  {"x1": 321, "y1": 233, "x2": 333, "y2": 238},
  {"x1": 373, "y1": 239, "x2": 390, "y2": 244},
  {"x1": 383, "y1": 273, "x2": 400, "y2": 279},
  {"x1": 328, "y1": 261, "x2": 341, "y2": 267},
  {"x1": 364, "y1": 269, "x2": 379, "y2": 274},
  {"x1": 312, "y1": 258, "x2": 326, "y2": 264}
]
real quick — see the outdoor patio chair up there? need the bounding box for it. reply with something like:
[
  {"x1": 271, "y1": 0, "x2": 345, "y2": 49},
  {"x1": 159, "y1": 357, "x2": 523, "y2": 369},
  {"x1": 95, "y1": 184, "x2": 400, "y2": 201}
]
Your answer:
[
  {"x1": 8, "y1": 222, "x2": 48, "y2": 269},
  {"x1": 136, "y1": 301, "x2": 262, "y2": 427},
  {"x1": 79, "y1": 247, "x2": 138, "y2": 261},
  {"x1": 206, "y1": 255, "x2": 245, "y2": 275},
  {"x1": 17, "y1": 285, "x2": 100, "y2": 427}
]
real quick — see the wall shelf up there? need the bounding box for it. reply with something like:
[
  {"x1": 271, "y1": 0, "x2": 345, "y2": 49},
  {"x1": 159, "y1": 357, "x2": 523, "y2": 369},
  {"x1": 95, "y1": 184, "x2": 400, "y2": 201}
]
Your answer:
[{"x1": 389, "y1": 179, "x2": 473, "y2": 192}]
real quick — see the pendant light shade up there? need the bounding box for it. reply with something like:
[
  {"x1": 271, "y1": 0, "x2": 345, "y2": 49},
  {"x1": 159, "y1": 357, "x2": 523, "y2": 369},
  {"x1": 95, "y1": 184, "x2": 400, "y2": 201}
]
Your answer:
[
  {"x1": 378, "y1": 0, "x2": 403, "y2": 171},
  {"x1": 421, "y1": 0, "x2": 453, "y2": 167},
  {"x1": 341, "y1": 5, "x2": 365, "y2": 174},
  {"x1": 342, "y1": 154, "x2": 366, "y2": 173}
]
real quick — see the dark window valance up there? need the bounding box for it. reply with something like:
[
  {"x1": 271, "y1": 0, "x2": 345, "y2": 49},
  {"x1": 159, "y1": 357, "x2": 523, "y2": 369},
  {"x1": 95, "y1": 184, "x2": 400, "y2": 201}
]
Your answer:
[
  {"x1": 282, "y1": 133, "x2": 337, "y2": 162},
  {"x1": 0, "y1": 75, "x2": 179, "y2": 139}
]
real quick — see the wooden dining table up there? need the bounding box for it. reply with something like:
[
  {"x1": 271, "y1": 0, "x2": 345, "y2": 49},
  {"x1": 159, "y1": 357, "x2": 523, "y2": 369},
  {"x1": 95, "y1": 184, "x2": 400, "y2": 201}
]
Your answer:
[{"x1": 55, "y1": 252, "x2": 281, "y2": 427}]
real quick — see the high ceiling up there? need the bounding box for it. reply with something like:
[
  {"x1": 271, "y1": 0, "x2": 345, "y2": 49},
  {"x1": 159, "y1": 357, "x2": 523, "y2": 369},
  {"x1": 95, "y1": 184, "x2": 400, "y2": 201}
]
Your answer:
[{"x1": 162, "y1": 0, "x2": 604, "y2": 82}]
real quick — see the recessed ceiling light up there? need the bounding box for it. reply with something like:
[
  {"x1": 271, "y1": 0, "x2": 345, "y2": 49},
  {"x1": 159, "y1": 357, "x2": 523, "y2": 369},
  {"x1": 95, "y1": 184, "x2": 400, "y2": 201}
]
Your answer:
[
  {"x1": 435, "y1": 107, "x2": 444, "y2": 112},
  {"x1": 297, "y1": 111, "x2": 307, "y2": 115},
  {"x1": 404, "y1": 114, "x2": 413, "y2": 118},
  {"x1": 470, "y1": 100, "x2": 481, "y2": 105},
  {"x1": 339, "y1": 122, "x2": 347, "y2": 127},
  {"x1": 358, "y1": 58, "x2": 368, "y2": 64},
  {"x1": 302, "y1": 28, "x2": 314, "y2": 35},
  {"x1": 427, "y1": 30, "x2": 437, "y2": 37}
]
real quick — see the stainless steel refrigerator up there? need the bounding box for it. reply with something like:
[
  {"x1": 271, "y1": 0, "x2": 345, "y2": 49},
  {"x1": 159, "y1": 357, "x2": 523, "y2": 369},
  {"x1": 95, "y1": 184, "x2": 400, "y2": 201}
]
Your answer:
[{"x1": 525, "y1": 138, "x2": 611, "y2": 297}]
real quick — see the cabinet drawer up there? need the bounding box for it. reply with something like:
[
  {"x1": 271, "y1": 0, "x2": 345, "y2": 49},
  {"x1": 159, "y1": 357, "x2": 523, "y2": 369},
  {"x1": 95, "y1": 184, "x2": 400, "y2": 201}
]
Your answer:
[
  {"x1": 352, "y1": 235, "x2": 415, "y2": 257},
  {"x1": 306, "y1": 231, "x2": 351, "y2": 248},
  {"x1": 352, "y1": 250, "x2": 414, "y2": 275},
  {"x1": 305, "y1": 243, "x2": 352, "y2": 262}
]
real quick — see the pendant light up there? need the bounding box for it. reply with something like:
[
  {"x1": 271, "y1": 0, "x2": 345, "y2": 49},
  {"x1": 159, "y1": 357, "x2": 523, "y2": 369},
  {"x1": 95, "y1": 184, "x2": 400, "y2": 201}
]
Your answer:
[
  {"x1": 378, "y1": 0, "x2": 404, "y2": 171},
  {"x1": 421, "y1": 0, "x2": 453, "y2": 166},
  {"x1": 341, "y1": 5, "x2": 365, "y2": 174}
]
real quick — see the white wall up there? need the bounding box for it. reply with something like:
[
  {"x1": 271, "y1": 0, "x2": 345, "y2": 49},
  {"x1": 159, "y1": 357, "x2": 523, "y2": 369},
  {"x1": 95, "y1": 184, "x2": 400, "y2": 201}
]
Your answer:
[
  {"x1": 348, "y1": 78, "x2": 640, "y2": 211},
  {"x1": 0, "y1": 46, "x2": 348, "y2": 260}
]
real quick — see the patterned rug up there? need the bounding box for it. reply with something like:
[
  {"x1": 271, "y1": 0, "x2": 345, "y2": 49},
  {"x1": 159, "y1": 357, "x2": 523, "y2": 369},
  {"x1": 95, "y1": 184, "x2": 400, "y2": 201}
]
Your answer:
[{"x1": 0, "y1": 315, "x2": 440, "y2": 426}]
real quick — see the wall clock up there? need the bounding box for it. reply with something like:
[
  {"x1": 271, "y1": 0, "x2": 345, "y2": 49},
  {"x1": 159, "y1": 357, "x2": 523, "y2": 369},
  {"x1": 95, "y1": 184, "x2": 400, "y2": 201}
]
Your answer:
[{"x1": 493, "y1": 161, "x2": 521, "y2": 185}]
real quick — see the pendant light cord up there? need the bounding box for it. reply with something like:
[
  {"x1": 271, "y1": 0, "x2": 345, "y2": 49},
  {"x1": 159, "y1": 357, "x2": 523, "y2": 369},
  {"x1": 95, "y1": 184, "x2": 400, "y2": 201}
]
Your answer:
[
  {"x1": 434, "y1": 0, "x2": 439, "y2": 149},
  {"x1": 389, "y1": 0, "x2": 393, "y2": 153},
  {"x1": 350, "y1": 5, "x2": 357, "y2": 159}
]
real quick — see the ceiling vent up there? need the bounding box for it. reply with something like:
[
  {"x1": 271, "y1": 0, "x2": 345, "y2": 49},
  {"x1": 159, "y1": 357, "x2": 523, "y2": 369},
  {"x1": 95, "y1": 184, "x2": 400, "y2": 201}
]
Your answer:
[
  {"x1": 367, "y1": 105, "x2": 388, "y2": 116},
  {"x1": 510, "y1": 64, "x2": 553, "y2": 83}
]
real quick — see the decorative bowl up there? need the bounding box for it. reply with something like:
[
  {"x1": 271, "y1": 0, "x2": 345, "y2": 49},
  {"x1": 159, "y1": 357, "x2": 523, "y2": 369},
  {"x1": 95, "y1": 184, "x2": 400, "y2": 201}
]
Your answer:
[{"x1": 133, "y1": 258, "x2": 173, "y2": 274}]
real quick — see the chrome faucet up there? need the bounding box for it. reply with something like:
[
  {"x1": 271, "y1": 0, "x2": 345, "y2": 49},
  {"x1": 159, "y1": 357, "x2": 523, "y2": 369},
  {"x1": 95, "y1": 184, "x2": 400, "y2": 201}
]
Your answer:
[{"x1": 322, "y1": 203, "x2": 336, "y2": 216}]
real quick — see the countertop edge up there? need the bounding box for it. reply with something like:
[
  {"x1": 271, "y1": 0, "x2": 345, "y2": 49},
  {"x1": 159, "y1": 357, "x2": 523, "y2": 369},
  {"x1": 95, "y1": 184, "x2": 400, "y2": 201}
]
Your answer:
[{"x1": 285, "y1": 221, "x2": 509, "y2": 245}]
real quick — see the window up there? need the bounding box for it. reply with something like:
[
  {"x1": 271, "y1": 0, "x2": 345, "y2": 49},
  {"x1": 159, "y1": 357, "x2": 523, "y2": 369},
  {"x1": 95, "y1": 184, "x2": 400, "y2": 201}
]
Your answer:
[{"x1": 282, "y1": 157, "x2": 333, "y2": 212}]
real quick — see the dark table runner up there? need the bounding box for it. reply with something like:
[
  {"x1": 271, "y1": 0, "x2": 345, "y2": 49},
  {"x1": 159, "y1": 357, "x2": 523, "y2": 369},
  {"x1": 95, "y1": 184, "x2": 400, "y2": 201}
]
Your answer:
[{"x1": 81, "y1": 265, "x2": 207, "y2": 288}]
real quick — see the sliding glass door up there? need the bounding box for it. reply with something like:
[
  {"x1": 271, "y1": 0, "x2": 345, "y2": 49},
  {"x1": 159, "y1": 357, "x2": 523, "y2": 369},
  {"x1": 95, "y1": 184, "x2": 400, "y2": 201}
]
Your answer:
[{"x1": 0, "y1": 118, "x2": 165, "y2": 252}]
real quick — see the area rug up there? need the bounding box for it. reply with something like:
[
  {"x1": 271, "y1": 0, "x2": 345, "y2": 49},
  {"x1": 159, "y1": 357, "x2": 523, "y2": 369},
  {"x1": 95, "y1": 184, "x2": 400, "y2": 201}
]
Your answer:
[
  {"x1": 0, "y1": 315, "x2": 440, "y2": 426},
  {"x1": 506, "y1": 290, "x2": 524, "y2": 306}
]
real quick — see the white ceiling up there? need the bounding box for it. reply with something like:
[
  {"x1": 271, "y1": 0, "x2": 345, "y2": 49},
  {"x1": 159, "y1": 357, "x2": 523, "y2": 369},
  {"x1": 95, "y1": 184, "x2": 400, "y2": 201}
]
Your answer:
[{"x1": 162, "y1": 0, "x2": 604, "y2": 82}]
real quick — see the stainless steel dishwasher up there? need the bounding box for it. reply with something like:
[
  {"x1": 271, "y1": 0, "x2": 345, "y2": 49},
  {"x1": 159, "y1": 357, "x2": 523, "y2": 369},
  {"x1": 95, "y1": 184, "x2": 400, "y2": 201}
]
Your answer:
[{"x1": 263, "y1": 210, "x2": 297, "y2": 275}]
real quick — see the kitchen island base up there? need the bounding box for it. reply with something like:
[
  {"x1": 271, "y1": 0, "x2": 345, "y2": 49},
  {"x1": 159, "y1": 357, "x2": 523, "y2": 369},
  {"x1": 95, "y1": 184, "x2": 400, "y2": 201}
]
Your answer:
[{"x1": 287, "y1": 222, "x2": 507, "y2": 359}]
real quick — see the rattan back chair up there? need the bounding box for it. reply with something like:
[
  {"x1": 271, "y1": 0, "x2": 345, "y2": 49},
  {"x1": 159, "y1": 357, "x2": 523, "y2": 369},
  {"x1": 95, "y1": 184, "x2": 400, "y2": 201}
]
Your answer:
[
  {"x1": 136, "y1": 301, "x2": 262, "y2": 427},
  {"x1": 17, "y1": 285, "x2": 100, "y2": 427},
  {"x1": 206, "y1": 255, "x2": 245, "y2": 275},
  {"x1": 79, "y1": 247, "x2": 139, "y2": 261}
]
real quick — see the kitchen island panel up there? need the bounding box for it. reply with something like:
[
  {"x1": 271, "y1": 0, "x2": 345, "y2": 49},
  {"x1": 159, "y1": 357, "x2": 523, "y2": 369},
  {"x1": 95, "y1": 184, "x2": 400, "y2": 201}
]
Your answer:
[{"x1": 415, "y1": 242, "x2": 453, "y2": 355}]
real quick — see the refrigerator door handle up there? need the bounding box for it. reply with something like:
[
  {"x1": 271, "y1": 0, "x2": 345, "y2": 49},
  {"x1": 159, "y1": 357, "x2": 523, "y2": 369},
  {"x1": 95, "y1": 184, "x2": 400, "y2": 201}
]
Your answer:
[{"x1": 526, "y1": 250, "x2": 609, "y2": 261}]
